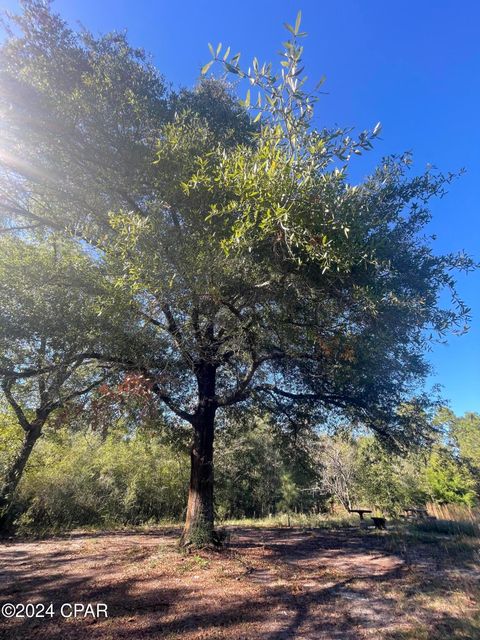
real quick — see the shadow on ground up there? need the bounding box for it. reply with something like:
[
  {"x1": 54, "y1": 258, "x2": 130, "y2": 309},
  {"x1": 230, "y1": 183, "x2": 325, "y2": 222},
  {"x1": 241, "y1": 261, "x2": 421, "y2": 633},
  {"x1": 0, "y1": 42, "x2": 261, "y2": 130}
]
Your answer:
[{"x1": 0, "y1": 526, "x2": 478, "y2": 639}]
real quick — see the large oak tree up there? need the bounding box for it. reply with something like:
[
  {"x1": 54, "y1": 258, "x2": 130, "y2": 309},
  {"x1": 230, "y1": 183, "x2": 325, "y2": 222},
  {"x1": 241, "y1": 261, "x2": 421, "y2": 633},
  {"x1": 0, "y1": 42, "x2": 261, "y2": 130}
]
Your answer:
[{"x1": 0, "y1": 2, "x2": 474, "y2": 543}]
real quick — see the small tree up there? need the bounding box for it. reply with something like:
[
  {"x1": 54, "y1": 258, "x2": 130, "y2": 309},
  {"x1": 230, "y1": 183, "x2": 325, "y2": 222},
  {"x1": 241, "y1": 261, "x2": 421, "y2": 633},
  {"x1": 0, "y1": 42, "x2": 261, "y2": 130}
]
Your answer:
[
  {"x1": 0, "y1": 236, "x2": 126, "y2": 531},
  {"x1": 425, "y1": 446, "x2": 476, "y2": 506},
  {"x1": 436, "y1": 408, "x2": 480, "y2": 484},
  {"x1": 355, "y1": 438, "x2": 428, "y2": 515},
  {"x1": 215, "y1": 416, "x2": 284, "y2": 519},
  {"x1": 318, "y1": 436, "x2": 359, "y2": 511},
  {"x1": 277, "y1": 472, "x2": 299, "y2": 526}
]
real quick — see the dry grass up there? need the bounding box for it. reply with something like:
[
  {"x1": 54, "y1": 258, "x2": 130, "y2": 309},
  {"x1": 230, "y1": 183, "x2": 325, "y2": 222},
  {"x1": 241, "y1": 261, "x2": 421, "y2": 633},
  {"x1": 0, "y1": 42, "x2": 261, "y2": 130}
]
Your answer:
[
  {"x1": 388, "y1": 508, "x2": 479, "y2": 639},
  {"x1": 222, "y1": 511, "x2": 359, "y2": 529},
  {"x1": 426, "y1": 502, "x2": 479, "y2": 528}
]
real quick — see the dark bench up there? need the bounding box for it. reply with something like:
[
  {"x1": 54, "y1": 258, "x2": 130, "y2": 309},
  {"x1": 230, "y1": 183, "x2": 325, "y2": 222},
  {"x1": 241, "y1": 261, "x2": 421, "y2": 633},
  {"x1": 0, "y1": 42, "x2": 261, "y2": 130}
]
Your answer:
[{"x1": 371, "y1": 516, "x2": 387, "y2": 530}]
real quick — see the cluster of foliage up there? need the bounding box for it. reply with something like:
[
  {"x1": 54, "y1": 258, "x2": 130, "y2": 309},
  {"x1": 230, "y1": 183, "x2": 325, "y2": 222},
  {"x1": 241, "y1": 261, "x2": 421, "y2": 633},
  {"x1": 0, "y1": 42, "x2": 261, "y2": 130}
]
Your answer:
[
  {"x1": 321, "y1": 431, "x2": 478, "y2": 516},
  {"x1": 4, "y1": 421, "x2": 189, "y2": 533},
  {"x1": 215, "y1": 414, "x2": 321, "y2": 519},
  {"x1": 0, "y1": 402, "x2": 322, "y2": 531}
]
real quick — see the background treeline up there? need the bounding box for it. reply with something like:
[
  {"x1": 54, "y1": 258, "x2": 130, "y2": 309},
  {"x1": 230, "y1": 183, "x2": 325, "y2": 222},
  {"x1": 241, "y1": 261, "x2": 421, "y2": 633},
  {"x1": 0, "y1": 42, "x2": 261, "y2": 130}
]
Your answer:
[{"x1": 1, "y1": 401, "x2": 478, "y2": 534}]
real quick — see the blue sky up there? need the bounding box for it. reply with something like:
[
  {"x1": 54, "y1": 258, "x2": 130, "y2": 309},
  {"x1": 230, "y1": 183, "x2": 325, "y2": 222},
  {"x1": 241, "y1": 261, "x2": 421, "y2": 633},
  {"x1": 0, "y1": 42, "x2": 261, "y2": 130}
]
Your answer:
[{"x1": 3, "y1": 0, "x2": 480, "y2": 414}]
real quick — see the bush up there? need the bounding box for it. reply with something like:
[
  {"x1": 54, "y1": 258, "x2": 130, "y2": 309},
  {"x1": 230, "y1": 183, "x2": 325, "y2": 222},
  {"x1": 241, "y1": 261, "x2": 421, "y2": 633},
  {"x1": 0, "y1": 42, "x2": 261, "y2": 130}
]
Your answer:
[
  {"x1": 14, "y1": 427, "x2": 189, "y2": 533},
  {"x1": 424, "y1": 447, "x2": 477, "y2": 507}
]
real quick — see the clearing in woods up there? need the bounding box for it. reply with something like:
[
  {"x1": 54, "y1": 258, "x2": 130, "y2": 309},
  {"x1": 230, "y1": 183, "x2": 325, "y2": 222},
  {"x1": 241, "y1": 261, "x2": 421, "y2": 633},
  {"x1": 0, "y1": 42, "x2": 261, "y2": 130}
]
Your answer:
[{"x1": 0, "y1": 526, "x2": 478, "y2": 639}]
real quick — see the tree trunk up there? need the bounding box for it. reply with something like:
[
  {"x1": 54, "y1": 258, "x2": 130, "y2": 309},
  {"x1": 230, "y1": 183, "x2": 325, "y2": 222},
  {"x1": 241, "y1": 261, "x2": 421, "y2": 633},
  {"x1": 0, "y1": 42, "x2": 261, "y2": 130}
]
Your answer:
[
  {"x1": 181, "y1": 363, "x2": 217, "y2": 546},
  {"x1": 0, "y1": 424, "x2": 41, "y2": 534}
]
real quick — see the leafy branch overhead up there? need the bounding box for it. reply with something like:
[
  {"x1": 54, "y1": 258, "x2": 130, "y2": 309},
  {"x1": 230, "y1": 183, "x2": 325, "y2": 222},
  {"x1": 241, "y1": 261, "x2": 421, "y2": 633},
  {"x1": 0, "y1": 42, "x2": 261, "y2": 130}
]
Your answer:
[
  {"x1": 203, "y1": 11, "x2": 379, "y2": 150},
  {"x1": 197, "y1": 13, "x2": 472, "y2": 285}
]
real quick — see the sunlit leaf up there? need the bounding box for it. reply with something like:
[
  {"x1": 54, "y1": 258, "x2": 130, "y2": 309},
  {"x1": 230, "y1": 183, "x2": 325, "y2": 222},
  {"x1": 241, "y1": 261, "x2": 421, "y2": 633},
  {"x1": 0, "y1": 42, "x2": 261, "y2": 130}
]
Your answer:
[
  {"x1": 201, "y1": 60, "x2": 214, "y2": 75},
  {"x1": 294, "y1": 10, "x2": 302, "y2": 35}
]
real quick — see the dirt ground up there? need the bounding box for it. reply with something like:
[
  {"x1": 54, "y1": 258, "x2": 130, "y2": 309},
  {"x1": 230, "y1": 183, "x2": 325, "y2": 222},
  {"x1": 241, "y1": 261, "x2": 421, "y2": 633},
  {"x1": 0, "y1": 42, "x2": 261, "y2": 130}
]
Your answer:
[{"x1": 0, "y1": 526, "x2": 478, "y2": 639}]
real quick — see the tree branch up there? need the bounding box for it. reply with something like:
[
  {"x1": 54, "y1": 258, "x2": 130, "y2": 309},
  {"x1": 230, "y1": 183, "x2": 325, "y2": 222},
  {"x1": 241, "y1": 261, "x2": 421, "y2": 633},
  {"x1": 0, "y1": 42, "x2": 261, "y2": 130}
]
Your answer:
[
  {"x1": 216, "y1": 355, "x2": 277, "y2": 407},
  {"x1": 151, "y1": 383, "x2": 195, "y2": 423},
  {"x1": 2, "y1": 381, "x2": 31, "y2": 432},
  {"x1": 47, "y1": 377, "x2": 105, "y2": 411},
  {"x1": 162, "y1": 304, "x2": 194, "y2": 370}
]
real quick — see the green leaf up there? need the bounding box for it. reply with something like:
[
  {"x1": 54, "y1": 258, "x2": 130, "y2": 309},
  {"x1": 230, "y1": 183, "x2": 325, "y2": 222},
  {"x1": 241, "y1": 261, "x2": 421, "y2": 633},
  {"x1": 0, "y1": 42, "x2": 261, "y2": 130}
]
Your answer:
[
  {"x1": 225, "y1": 62, "x2": 239, "y2": 74},
  {"x1": 201, "y1": 60, "x2": 214, "y2": 75},
  {"x1": 294, "y1": 11, "x2": 302, "y2": 35},
  {"x1": 245, "y1": 89, "x2": 251, "y2": 107},
  {"x1": 223, "y1": 46, "x2": 231, "y2": 61},
  {"x1": 253, "y1": 112, "x2": 262, "y2": 123},
  {"x1": 208, "y1": 43, "x2": 215, "y2": 57},
  {"x1": 216, "y1": 42, "x2": 222, "y2": 56},
  {"x1": 283, "y1": 22, "x2": 296, "y2": 36}
]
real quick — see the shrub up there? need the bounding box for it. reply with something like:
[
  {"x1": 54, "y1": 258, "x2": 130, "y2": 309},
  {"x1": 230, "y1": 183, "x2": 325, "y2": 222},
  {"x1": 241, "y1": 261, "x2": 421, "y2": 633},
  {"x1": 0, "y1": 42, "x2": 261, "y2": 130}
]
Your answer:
[{"x1": 14, "y1": 427, "x2": 189, "y2": 532}]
